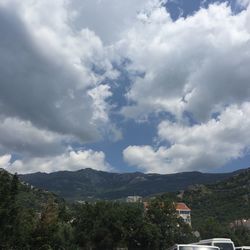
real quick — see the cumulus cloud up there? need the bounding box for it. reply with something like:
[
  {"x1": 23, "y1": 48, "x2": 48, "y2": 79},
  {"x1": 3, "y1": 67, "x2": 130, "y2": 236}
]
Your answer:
[
  {"x1": 123, "y1": 103, "x2": 250, "y2": 174},
  {"x1": 120, "y1": 2, "x2": 250, "y2": 121},
  {"x1": 0, "y1": 0, "x2": 119, "y2": 142},
  {"x1": 1, "y1": 149, "x2": 111, "y2": 174},
  {"x1": 69, "y1": 0, "x2": 150, "y2": 44},
  {"x1": 0, "y1": 0, "x2": 122, "y2": 166},
  {"x1": 0, "y1": 154, "x2": 11, "y2": 169},
  {"x1": 121, "y1": 1, "x2": 250, "y2": 173},
  {"x1": 88, "y1": 84, "x2": 112, "y2": 124},
  {"x1": 0, "y1": 117, "x2": 66, "y2": 157}
]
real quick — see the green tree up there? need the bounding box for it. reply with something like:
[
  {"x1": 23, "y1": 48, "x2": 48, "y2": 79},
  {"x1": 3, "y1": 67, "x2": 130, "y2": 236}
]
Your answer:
[
  {"x1": 145, "y1": 197, "x2": 196, "y2": 249},
  {"x1": 230, "y1": 226, "x2": 250, "y2": 246},
  {"x1": 198, "y1": 217, "x2": 226, "y2": 239}
]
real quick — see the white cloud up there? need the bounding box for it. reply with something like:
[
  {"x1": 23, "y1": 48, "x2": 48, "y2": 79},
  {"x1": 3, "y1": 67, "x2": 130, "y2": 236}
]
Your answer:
[
  {"x1": 121, "y1": 1, "x2": 250, "y2": 173},
  {"x1": 0, "y1": 0, "x2": 118, "y2": 144},
  {"x1": 120, "y1": 2, "x2": 250, "y2": 121},
  {"x1": 123, "y1": 102, "x2": 250, "y2": 174},
  {"x1": 0, "y1": 154, "x2": 11, "y2": 169},
  {"x1": 0, "y1": 117, "x2": 67, "y2": 157},
  {"x1": 0, "y1": 0, "x2": 124, "y2": 166},
  {"x1": 88, "y1": 84, "x2": 112, "y2": 124},
  {"x1": 69, "y1": 0, "x2": 151, "y2": 44},
  {"x1": 2, "y1": 149, "x2": 111, "y2": 174}
]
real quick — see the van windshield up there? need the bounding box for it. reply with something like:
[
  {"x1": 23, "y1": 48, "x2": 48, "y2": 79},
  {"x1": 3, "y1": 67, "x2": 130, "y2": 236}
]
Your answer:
[
  {"x1": 214, "y1": 243, "x2": 234, "y2": 250},
  {"x1": 180, "y1": 246, "x2": 218, "y2": 250}
]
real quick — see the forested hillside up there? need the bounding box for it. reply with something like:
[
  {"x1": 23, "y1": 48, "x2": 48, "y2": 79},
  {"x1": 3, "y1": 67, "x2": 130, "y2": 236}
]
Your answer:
[
  {"x1": 0, "y1": 169, "x2": 196, "y2": 249},
  {"x1": 0, "y1": 169, "x2": 71, "y2": 249},
  {"x1": 180, "y1": 168, "x2": 250, "y2": 245}
]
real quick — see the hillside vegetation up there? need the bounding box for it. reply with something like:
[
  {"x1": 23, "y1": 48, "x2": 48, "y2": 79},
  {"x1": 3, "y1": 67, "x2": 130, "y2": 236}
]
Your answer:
[
  {"x1": 183, "y1": 168, "x2": 250, "y2": 224},
  {"x1": 180, "y1": 168, "x2": 250, "y2": 244},
  {"x1": 0, "y1": 168, "x2": 196, "y2": 249},
  {"x1": 0, "y1": 169, "x2": 62, "y2": 211}
]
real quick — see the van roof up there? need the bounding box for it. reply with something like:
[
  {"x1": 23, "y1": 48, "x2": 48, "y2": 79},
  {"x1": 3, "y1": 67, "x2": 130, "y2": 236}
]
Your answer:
[
  {"x1": 169, "y1": 244, "x2": 220, "y2": 250},
  {"x1": 199, "y1": 238, "x2": 233, "y2": 243},
  {"x1": 171, "y1": 244, "x2": 220, "y2": 248},
  {"x1": 179, "y1": 245, "x2": 219, "y2": 247},
  {"x1": 168, "y1": 244, "x2": 220, "y2": 250}
]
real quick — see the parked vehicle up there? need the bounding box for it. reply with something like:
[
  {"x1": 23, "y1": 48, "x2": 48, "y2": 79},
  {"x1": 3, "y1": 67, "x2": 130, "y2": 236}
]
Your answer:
[
  {"x1": 194, "y1": 238, "x2": 235, "y2": 250},
  {"x1": 235, "y1": 247, "x2": 250, "y2": 250},
  {"x1": 168, "y1": 244, "x2": 220, "y2": 250}
]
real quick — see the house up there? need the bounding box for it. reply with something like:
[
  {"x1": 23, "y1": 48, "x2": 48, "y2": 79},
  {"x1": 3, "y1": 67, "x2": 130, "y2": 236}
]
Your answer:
[
  {"x1": 175, "y1": 202, "x2": 191, "y2": 226},
  {"x1": 142, "y1": 201, "x2": 191, "y2": 226},
  {"x1": 126, "y1": 195, "x2": 143, "y2": 203}
]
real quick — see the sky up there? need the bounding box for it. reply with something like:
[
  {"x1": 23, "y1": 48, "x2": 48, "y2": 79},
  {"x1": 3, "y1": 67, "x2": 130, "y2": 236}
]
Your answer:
[{"x1": 0, "y1": 0, "x2": 250, "y2": 174}]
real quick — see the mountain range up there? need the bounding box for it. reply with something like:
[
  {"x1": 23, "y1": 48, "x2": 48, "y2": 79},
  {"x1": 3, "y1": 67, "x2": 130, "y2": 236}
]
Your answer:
[{"x1": 19, "y1": 168, "x2": 245, "y2": 201}]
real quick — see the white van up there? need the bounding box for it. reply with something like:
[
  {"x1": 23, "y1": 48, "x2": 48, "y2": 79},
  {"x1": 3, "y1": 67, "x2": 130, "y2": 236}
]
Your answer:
[
  {"x1": 235, "y1": 247, "x2": 250, "y2": 250},
  {"x1": 168, "y1": 244, "x2": 220, "y2": 250},
  {"x1": 194, "y1": 238, "x2": 235, "y2": 250}
]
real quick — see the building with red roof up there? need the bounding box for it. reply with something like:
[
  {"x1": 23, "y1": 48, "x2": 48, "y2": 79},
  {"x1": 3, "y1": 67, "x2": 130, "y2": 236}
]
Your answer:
[{"x1": 175, "y1": 202, "x2": 191, "y2": 226}]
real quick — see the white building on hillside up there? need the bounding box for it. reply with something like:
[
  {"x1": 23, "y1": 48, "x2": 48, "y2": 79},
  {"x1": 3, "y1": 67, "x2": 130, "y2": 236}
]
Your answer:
[
  {"x1": 175, "y1": 202, "x2": 191, "y2": 226},
  {"x1": 126, "y1": 195, "x2": 142, "y2": 203}
]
